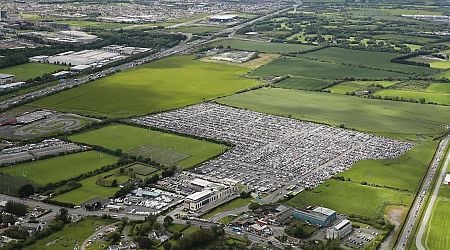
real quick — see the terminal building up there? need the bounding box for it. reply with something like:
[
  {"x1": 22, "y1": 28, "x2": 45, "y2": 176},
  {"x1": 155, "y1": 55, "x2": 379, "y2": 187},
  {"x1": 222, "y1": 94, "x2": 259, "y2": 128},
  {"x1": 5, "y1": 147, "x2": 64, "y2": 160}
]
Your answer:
[
  {"x1": 326, "y1": 219, "x2": 353, "y2": 239},
  {"x1": 184, "y1": 178, "x2": 237, "y2": 211},
  {"x1": 292, "y1": 206, "x2": 337, "y2": 227}
]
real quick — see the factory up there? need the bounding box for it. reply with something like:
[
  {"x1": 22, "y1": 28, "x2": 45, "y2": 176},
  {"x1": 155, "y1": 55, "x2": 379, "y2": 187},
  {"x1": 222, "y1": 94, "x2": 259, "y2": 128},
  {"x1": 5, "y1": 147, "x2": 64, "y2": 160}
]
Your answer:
[
  {"x1": 184, "y1": 178, "x2": 237, "y2": 211},
  {"x1": 326, "y1": 219, "x2": 353, "y2": 239},
  {"x1": 47, "y1": 50, "x2": 124, "y2": 66},
  {"x1": 292, "y1": 206, "x2": 337, "y2": 227}
]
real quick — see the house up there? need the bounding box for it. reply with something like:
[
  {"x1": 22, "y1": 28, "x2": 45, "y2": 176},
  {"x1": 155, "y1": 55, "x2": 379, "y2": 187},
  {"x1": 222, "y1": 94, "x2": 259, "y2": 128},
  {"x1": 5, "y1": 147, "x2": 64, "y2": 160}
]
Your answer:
[{"x1": 0, "y1": 73, "x2": 14, "y2": 85}]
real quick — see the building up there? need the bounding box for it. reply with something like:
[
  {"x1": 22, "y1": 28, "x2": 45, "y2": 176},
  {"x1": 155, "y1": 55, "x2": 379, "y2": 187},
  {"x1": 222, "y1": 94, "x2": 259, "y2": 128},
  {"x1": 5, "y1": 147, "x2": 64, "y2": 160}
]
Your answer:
[
  {"x1": 443, "y1": 174, "x2": 450, "y2": 185},
  {"x1": 209, "y1": 14, "x2": 238, "y2": 23},
  {"x1": 184, "y1": 178, "x2": 237, "y2": 211},
  {"x1": 0, "y1": 10, "x2": 7, "y2": 22},
  {"x1": 326, "y1": 219, "x2": 352, "y2": 239},
  {"x1": 292, "y1": 206, "x2": 337, "y2": 227},
  {"x1": 0, "y1": 74, "x2": 15, "y2": 85},
  {"x1": 39, "y1": 21, "x2": 70, "y2": 30}
]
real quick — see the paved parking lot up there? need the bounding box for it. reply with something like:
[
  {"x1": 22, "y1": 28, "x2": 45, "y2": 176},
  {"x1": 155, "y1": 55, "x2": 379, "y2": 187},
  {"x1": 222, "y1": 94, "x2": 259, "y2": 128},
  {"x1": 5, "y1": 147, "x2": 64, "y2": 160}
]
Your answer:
[{"x1": 132, "y1": 103, "x2": 413, "y2": 191}]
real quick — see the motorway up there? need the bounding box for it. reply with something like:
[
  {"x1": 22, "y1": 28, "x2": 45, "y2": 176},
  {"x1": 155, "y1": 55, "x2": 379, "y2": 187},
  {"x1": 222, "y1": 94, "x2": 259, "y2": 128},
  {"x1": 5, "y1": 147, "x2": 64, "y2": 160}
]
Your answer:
[
  {"x1": 0, "y1": 6, "x2": 292, "y2": 112},
  {"x1": 415, "y1": 138, "x2": 450, "y2": 250},
  {"x1": 395, "y1": 136, "x2": 449, "y2": 250}
]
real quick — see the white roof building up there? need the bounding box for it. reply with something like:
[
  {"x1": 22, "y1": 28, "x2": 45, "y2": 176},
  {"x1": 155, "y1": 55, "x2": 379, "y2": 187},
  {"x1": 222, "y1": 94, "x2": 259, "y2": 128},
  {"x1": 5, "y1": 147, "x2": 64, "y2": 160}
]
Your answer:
[{"x1": 443, "y1": 174, "x2": 450, "y2": 185}]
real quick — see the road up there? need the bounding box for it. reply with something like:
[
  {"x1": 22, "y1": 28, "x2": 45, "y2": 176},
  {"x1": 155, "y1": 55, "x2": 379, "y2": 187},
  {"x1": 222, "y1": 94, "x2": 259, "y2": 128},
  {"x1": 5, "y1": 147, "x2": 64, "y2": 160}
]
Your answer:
[
  {"x1": 80, "y1": 221, "x2": 121, "y2": 250},
  {"x1": 415, "y1": 139, "x2": 450, "y2": 250},
  {"x1": 395, "y1": 136, "x2": 449, "y2": 250},
  {"x1": 0, "y1": 6, "x2": 292, "y2": 112}
]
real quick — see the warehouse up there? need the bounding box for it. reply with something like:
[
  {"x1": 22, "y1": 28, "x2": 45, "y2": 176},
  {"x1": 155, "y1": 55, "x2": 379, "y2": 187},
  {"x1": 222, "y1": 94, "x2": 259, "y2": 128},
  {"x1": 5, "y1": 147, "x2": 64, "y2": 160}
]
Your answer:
[
  {"x1": 48, "y1": 50, "x2": 123, "y2": 66},
  {"x1": 292, "y1": 206, "x2": 337, "y2": 227}
]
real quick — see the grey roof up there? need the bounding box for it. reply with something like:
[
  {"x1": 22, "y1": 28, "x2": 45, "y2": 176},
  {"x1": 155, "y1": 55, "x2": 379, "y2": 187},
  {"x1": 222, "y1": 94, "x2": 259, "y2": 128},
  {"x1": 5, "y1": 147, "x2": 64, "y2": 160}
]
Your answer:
[{"x1": 0, "y1": 73, "x2": 14, "y2": 79}]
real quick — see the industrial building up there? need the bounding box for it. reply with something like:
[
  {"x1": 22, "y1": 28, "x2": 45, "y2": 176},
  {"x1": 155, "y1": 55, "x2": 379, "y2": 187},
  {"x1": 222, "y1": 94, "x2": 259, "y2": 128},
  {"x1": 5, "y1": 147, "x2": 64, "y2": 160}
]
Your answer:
[
  {"x1": 0, "y1": 74, "x2": 15, "y2": 85},
  {"x1": 326, "y1": 219, "x2": 353, "y2": 239},
  {"x1": 292, "y1": 206, "x2": 337, "y2": 227},
  {"x1": 208, "y1": 14, "x2": 238, "y2": 23},
  {"x1": 184, "y1": 178, "x2": 237, "y2": 211},
  {"x1": 48, "y1": 50, "x2": 123, "y2": 66}
]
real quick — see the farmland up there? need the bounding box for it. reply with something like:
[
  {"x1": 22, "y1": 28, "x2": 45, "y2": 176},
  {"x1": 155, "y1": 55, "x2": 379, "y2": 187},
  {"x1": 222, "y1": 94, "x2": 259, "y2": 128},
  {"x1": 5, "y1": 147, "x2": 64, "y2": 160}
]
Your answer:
[
  {"x1": 300, "y1": 47, "x2": 438, "y2": 75},
  {"x1": 30, "y1": 56, "x2": 261, "y2": 118},
  {"x1": 275, "y1": 76, "x2": 333, "y2": 90},
  {"x1": 68, "y1": 124, "x2": 226, "y2": 169},
  {"x1": 425, "y1": 185, "x2": 450, "y2": 250},
  {"x1": 375, "y1": 83, "x2": 450, "y2": 105},
  {"x1": 1, "y1": 151, "x2": 118, "y2": 186},
  {"x1": 52, "y1": 168, "x2": 131, "y2": 204},
  {"x1": 218, "y1": 88, "x2": 450, "y2": 137},
  {"x1": 250, "y1": 57, "x2": 407, "y2": 80},
  {"x1": 58, "y1": 20, "x2": 130, "y2": 29},
  {"x1": 25, "y1": 217, "x2": 115, "y2": 250},
  {"x1": 326, "y1": 80, "x2": 398, "y2": 94},
  {"x1": 209, "y1": 39, "x2": 316, "y2": 54},
  {"x1": 0, "y1": 63, "x2": 67, "y2": 81}
]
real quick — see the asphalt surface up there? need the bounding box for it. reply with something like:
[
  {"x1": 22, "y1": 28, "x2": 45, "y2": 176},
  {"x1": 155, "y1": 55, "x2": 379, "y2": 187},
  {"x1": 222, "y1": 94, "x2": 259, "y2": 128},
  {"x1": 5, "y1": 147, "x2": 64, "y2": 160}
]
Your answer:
[
  {"x1": 395, "y1": 136, "x2": 449, "y2": 250},
  {"x1": 415, "y1": 139, "x2": 450, "y2": 250}
]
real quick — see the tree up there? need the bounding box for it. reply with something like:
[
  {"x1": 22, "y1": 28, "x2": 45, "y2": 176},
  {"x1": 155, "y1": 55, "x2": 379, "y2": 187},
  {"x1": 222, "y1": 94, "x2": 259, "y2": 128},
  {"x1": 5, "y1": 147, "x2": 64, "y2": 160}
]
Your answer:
[
  {"x1": 137, "y1": 237, "x2": 155, "y2": 249},
  {"x1": 163, "y1": 216, "x2": 174, "y2": 228},
  {"x1": 4, "y1": 201, "x2": 28, "y2": 217},
  {"x1": 163, "y1": 241, "x2": 172, "y2": 250},
  {"x1": 248, "y1": 202, "x2": 261, "y2": 211},
  {"x1": 55, "y1": 208, "x2": 70, "y2": 223},
  {"x1": 18, "y1": 184, "x2": 35, "y2": 198}
]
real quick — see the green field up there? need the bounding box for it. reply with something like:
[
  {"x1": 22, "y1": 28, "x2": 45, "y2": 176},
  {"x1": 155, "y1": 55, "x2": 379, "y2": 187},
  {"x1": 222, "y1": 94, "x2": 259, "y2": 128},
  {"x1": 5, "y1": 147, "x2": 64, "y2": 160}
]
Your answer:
[
  {"x1": 31, "y1": 56, "x2": 261, "y2": 118},
  {"x1": 58, "y1": 20, "x2": 130, "y2": 29},
  {"x1": 0, "y1": 174, "x2": 34, "y2": 196},
  {"x1": 425, "y1": 185, "x2": 450, "y2": 250},
  {"x1": 250, "y1": 57, "x2": 407, "y2": 80},
  {"x1": 1, "y1": 151, "x2": 118, "y2": 186},
  {"x1": 125, "y1": 163, "x2": 158, "y2": 176},
  {"x1": 217, "y1": 88, "x2": 450, "y2": 137},
  {"x1": 168, "y1": 25, "x2": 223, "y2": 34},
  {"x1": 375, "y1": 82, "x2": 450, "y2": 105},
  {"x1": 210, "y1": 39, "x2": 317, "y2": 54},
  {"x1": 287, "y1": 179, "x2": 413, "y2": 219},
  {"x1": 301, "y1": 47, "x2": 438, "y2": 75},
  {"x1": 26, "y1": 217, "x2": 115, "y2": 250},
  {"x1": 326, "y1": 80, "x2": 398, "y2": 94},
  {"x1": 69, "y1": 124, "x2": 226, "y2": 168},
  {"x1": 201, "y1": 197, "x2": 253, "y2": 219},
  {"x1": 275, "y1": 76, "x2": 333, "y2": 90},
  {"x1": 52, "y1": 168, "x2": 130, "y2": 204},
  {"x1": 0, "y1": 63, "x2": 67, "y2": 81}
]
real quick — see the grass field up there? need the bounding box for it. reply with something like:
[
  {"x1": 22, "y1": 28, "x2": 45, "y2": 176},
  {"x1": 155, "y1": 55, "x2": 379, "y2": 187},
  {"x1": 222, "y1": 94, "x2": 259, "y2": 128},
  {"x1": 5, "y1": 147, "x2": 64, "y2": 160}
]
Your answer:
[
  {"x1": 58, "y1": 20, "x2": 130, "y2": 29},
  {"x1": 69, "y1": 124, "x2": 226, "y2": 168},
  {"x1": 301, "y1": 47, "x2": 438, "y2": 75},
  {"x1": 52, "y1": 168, "x2": 130, "y2": 204},
  {"x1": 286, "y1": 179, "x2": 413, "y2": 219},
  {"x1": 218, "y1": 88, "x2": 450, "y2": 137},
  {"x1": 125, "y1": 163, "x2": 158, "y2": 176},
  {"x1": 0, "y1": 63, "x2": 67, "y2": 81},
  {"x1": 127, "y1": 145, "x2": 190, "y2": 166},
  {"x1": 326, "y1": 80, "x2": 398, "y2": 94},
  {"x1": 210, "y1": 39, "x2": 317, "y2": 54},
  {"x1": 1, "y1": 151, "x2": 118, "y2": 186},
  {"x1": 0, "y1": 174, "x2": 34, "y2": 196},
  {"x1": 31, "y1": 56, "x2": 261, "y2": 118},
  {"x1": 250, "y1": 57, "x2": 407, "y2": 80},
  {"x1": 168, "y1": 25, "x2": 223, "y2": 34},
  {"x1": 275, "y1": 76, "x2": 333, "y2": 90},
  {"x1": 425, "y1": 185, "x2": 450, "y2": 250},
  {"x1": 375, "y1": 82, "x2": 450, "y2": 105},
  {"x1": 26, "y1": 217, "x2": 115, "y2": 250},
  {"x1": 201, "y1": 197, "x2": 253, "y2": 219}
]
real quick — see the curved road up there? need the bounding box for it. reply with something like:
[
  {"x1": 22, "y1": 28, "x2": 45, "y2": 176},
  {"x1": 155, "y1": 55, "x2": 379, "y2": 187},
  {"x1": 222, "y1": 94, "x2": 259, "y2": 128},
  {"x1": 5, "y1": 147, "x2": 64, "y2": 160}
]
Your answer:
[
  {"x1": 415, "y1": 139, "x2": 450, "y2": 250},
  {"x1": 395, "y1": 136, "x2": 449, "y2": 250}
]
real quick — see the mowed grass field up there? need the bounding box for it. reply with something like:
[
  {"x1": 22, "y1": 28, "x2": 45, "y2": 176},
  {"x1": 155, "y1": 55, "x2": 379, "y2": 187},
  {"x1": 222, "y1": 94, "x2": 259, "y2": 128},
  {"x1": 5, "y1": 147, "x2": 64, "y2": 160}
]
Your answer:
[
  {"x1": 275, "y1": 76, "x2": 333, "y2": 90},
  {"x1": 250, "y1": 57, "x2": 407, "y2": 80},
  {"x1": 0, "y1": 63, "x2": 67, "y2": 81},
  {"x1": 300, "y1": 47, "x2": 438, "y2": 75},
  {"x1": 25, "y1": 217, "x2": 115, "y2": 250},
  {"x1": 425, "y1": 185, "x2": 450, "y2": 250},
  {"x1": 0, "y1": 151, "x2": 118, "y2": 185},
  {"x1": 210, "y1": 39, "x2": 317, "y2": 53},
  {"x1": 218, "y1": 88, "x2": 450, "y2": 137},
  {"x1": 52, "y1": 168, "x2": 130, "y2": 204},
  {"x1": 375, "y1": 83, "x2": 450, "y2": 105},
  {"x1": 31, "y1": 56, "x2": 261, "y2": 118},
  {"x1": 69, "y1": 124, "x2": 226, "y2": 169},
  {"x1": 58, "y1": 20, "x2": 130, "y2": 29},
  {"x1": 287, "y1": 140, "x2": 438, "y2": 219}
]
